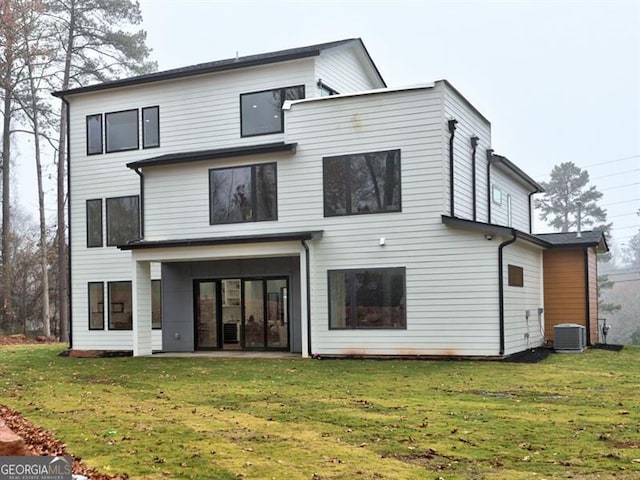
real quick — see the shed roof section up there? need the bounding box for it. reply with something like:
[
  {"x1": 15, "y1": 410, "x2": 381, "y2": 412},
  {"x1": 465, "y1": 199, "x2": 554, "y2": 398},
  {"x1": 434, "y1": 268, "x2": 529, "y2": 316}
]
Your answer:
[
  {"x1": 126, "y1": 142, "x2": 296, "y2": 169},
  {"x1": 536, "y1": 231, "x2": 609, "y2": 252},
  {"x1": 53, "y1": 38, "x2": 385, "y2": 97},
  {"x1": 118, "y1": 231, "x2": 323, "y2": 250}
]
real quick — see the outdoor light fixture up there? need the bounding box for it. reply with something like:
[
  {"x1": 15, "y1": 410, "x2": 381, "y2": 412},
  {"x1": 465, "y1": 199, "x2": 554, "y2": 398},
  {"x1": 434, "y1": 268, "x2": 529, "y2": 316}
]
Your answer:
[
  {"x1": 379, "y1": 237, "x2": 386, "y2": 246},
  {"x1": 484, "y1": 234, "x2": 493, "y2": 241}
]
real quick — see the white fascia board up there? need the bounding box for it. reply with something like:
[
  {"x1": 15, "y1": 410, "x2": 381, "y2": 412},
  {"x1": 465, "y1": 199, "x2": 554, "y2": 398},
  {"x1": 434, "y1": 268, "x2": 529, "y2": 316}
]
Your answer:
[{"x1": 282, "y1": 82, "x2": 436, "y2": 110}]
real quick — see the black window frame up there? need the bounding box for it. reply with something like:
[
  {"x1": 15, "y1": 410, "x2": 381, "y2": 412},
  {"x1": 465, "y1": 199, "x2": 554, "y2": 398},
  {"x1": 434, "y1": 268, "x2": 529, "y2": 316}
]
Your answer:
[
  {"x1": 142, "y1": 106, "x2": 160, "y2": 149},
  {"x1": 105, "y1": 195, "x2": 140, "y2": 247},
  {"x1": 86, "y1": 198, "x2": 103, "y2": 248},
  {"x1": 240, "y1": 85, "x2": 305, "y2": 137},
  {"x1": 105, "y1": 108, "x2": 139, "y2": 153},
  {"x1": 152, "y1": 279, "x2": 162, "y2": 329},
  {"x1": 108, "y1": 281, "x2": 133, "y2": 331},
  {"x1": 86, "y1": 114, "x2": 103, "y2": 155},
  {"x1": 328, "y1": 267, "x2": 407, "y2": 330},
  {"x1": 88, "y1": 282, "x2": 105, "y2": 330},
  {"x1": 208, "y1": 162, "x2": 278, "y2": 225},
  {"x1": 323, "y1": 149, "x2": 402, "y2": 217},
  {"x1": 508, "y1": 264, "x2": 524, "y2": 287}
]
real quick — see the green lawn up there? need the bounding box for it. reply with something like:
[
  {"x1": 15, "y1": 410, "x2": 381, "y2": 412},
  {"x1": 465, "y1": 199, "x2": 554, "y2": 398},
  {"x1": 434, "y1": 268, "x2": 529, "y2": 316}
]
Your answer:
[{"x1": 1, "y1": 346, "x2": 639, "y2": 479}]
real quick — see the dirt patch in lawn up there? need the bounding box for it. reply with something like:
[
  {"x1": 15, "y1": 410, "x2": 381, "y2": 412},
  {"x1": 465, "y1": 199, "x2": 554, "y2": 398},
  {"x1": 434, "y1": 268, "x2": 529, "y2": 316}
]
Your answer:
[
  {"x1": 0, "y1": 405, "x2": 127, "y2": 480},
  {"x1": 0, "y1": 335, "x2": 58, "y2": 346}
]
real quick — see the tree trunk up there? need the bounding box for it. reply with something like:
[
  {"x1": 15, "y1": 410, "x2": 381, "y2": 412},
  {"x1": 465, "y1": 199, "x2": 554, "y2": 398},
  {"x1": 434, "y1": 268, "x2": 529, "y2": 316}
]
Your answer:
[
  {"x1": 56, "y1": 0, "x2": 76, "y2": 343},
  {"x1": 1, "y1": 55, "x2": 13, "y2": 331}
]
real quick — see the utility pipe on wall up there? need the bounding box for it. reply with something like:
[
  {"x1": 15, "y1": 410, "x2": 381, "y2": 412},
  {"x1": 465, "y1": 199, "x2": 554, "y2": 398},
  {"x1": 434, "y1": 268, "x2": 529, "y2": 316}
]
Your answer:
[
  {"x1": 470, "y1": 136, "x2": 479, "y2": 221},
  {"x1": 448, "y1": 119, "x2": 458, "y2": 217}
]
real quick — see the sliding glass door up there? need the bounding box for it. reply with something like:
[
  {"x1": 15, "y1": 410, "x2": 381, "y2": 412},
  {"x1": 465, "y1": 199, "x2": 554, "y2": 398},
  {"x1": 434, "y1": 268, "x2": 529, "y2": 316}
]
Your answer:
[{"x1": 195, "y1": 277, "x2": 289, "y2": 351}]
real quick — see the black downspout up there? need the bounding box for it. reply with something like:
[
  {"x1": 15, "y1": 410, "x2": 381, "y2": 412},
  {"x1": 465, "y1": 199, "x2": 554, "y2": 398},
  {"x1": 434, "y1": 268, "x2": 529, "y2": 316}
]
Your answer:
[
  {"x1": 486, "y1": 149, "x2": 494, "y2": 224},
  {"x1": 134, "y1": 168, "x2": 145, "y2": 238},
  {"x1": 584, "y1": 247, "x2": 591, "y2": 346},
  {"x1": 63, "y1": 96, "x2": 73, "y2": 350},
  {"x1": 448, "y1": 119, "x2": 458, "y2": 217},
  {"x1": 498, "y1": 232, "x2": 517, "y2": 356},
  {"x1": 302, "y1": 240, "x2": 312, "y2": 357},
  {"x1": 528, "y1": 191, "x2": 537, "y2": 234},
  {"x1": 470, "y1": 136, "x2": 479, "y2": 221}
]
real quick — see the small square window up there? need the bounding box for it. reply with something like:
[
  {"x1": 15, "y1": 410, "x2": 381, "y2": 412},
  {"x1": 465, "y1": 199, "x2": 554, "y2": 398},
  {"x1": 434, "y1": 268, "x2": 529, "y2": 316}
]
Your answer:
[
  {"x1": 492, "y1": 185, "x2": 502, "y2": 205},
  {"x1": 142, "y1": 106, "x2": 160, "y2": 149},
  {"x1": 508, "y1": 264, "x2": 524, "y2": 287}
]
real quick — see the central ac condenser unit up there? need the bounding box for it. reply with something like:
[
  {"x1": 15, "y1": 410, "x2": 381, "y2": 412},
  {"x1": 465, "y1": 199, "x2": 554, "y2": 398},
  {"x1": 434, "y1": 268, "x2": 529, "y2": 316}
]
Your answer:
[{"x1": 554, "y1": 323, "x2": 586, "y2": 352}]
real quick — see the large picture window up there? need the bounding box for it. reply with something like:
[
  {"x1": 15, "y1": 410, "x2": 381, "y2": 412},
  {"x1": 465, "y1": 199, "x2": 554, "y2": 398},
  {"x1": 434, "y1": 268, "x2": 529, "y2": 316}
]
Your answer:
[
  {"x1": 108, "y1": 281, "x2": 132, "y2": 330},
  {"x1": 152, "y1": 280, "x2": 162, "y2": 329},
  {"x1": 142, "y1": 106, "x2": 160, "y2": 149},
  {"x1": 86, "y1": 114, "x2": 103, "y2": 155},
  {"x1": 105, "y1": 109, "x2": 139, "y2": 153},
  {"x1": 86, "y1": 199, "x2": 103, "y2": 247},
  {"x1": 209, "y1": 163, "x2": 277, "y2": 224},
  {"x1": 323, "y1": 149, "x2": 401, "y2": 217},
  {"x1": 328, "y1": 267, "x2": 406, "y2": 329},
  {"x1": 240, "y1": 85, "x2": 304, "y2": 137},
  {"x1": 88, "y1": 282, "x2": 104, "y2": 330},
  {"x1": 106, "y1": 196, "x2": 140, "y2": 246}
]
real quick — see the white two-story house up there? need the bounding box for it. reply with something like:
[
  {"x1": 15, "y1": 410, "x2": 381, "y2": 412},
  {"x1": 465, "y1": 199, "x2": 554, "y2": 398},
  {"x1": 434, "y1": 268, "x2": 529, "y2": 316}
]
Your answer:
[{"x1": 53, "y1": 38, "x2": 606, "y2": 358}]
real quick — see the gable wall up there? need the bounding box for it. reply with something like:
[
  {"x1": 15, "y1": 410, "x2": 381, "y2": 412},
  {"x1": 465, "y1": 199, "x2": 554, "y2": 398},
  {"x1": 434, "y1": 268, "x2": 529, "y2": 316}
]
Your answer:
[
  {"x1": 490, "y1": 166, "x2": 532, "y2": 232},
  {"x1": 315, "y1": 46, "x2": 382, "y2": 95}
]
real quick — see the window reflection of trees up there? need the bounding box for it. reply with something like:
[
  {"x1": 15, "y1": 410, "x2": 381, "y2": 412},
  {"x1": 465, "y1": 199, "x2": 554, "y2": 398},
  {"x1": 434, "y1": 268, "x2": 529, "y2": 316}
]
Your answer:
[{"x1": 324, "y1": 150, "x2": 400, "y2": 216}]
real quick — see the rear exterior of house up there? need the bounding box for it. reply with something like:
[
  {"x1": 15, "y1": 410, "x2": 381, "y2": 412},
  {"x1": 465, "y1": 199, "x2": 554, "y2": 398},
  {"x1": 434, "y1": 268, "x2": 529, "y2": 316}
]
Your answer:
[{"x1": 56, "y1": 38, "x2": 587, "y2": 358}]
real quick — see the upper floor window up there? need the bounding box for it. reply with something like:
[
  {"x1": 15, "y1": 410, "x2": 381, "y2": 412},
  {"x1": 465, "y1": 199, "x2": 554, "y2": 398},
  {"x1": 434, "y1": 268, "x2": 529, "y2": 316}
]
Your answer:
[
  {"x1": 323, "y1": 149, "x2": 401, "y2": 217},
  {"x1": 240, "y1": 85, "x2": 304, "y2": 137},
  {"x1": 492, "y1": 184, "x2": 503, "y2": 205},
  {"x1": 106, "y1": 195, "x2": 140, "y2": 246},
  {"x1": 328, "y1": 267, "x2": 406, "y2": 329},
  {"x1": 106, "y1": 109, "x2": 139, "y2": 153},
  {"x1": 209, "y1": 163, "x2": 277, "y2": 224},
  {"x1": 86, "y1": 199, "x2": 103, "y2": 247},
  {"x1": 142, "y1": 106, "x2": 160, "y2": 149},
  {"x1": 86, "y1": 114, "x2": 103, "y2": 155}
]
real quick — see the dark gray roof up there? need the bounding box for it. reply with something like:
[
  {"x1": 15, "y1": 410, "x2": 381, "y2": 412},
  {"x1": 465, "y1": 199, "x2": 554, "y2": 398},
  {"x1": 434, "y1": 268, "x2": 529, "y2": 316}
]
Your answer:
[
  {"x1": 442, "y1": 216, "x2": 609, "y2": 252},
  {"x1": 127, "y1": 142, "x2": 296, "y2": 169},
  {"x1": 118, "y1": 231, "x2": 323, "y2": 250},
  {"x1": 489, "y1": 153, "x2": 544, "y2": 192},
  {"x1": 536, "y1": 230, "x2": 609, "y2": 251},
  {"x1": 53, "y1": 38, "x2": 385, "y2": 97}
]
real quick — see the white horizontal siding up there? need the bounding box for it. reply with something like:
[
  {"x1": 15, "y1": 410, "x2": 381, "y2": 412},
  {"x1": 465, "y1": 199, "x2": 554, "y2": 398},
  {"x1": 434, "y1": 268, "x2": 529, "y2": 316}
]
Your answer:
[
  {"x1": 442, "y1": 82, "x2": 492, "y2": 222},
  {"x1": 315, "y1": 45, "x2": 382, "y2": 95},
  {"x1": 503, "y1": 241, "x2": 545, "y2": 355},
  {"x1": 285, "y1": 89, "x2": 502, "y2": 356},
  {"x1": 490, "y1": 166, "x2": 532, "y2": 232},
  {"x1": 67, "y1": 58, "x2": 320, "y2": 351}
]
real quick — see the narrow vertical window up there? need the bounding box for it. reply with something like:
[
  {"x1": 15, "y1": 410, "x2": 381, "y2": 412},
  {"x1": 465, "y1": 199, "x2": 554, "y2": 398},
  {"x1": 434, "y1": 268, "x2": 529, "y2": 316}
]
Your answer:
[
  {"x1": 86, "y1": 199, "x2": 103, "y2": 247},
  {"x1": 88, "y1": 282, "x2": 104, "y2": 330},
  {"x1": 86, "y1": 114, "x2": 103, "y2": 155},
  {"x1": 108, "y1": 281, "x2": 133, "y2": 330},
  {"x1": 507, "y1": 194, "x2": 513, "y2": 227},
  {"x1": 152, "y1": 280, "x2": 162, "y2": 329},
  {"x1": 142, "y1": 106, "x2": 160, "y2": 149}
]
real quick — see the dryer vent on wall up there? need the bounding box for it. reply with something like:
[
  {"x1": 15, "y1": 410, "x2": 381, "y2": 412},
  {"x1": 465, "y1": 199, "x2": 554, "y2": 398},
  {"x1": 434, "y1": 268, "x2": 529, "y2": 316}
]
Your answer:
[{"x1": 554, "y1": 323, "x2": 586, "y2": 352}]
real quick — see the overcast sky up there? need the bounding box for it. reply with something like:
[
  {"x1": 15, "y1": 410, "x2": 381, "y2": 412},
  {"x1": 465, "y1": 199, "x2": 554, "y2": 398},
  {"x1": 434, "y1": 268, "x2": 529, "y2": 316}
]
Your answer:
[{"x1": 15, "y1": 0, "x2": 640, "y2": 255}]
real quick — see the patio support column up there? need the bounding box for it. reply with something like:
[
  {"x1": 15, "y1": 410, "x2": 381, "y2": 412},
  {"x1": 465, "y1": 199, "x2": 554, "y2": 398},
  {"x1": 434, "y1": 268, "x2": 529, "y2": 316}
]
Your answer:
[
  {"x1": 132, "y1": 259, "x2": 152, "y2": 356},
  {"x1": 300, "y1": 243, "x2": 309, "y2": 358}
]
